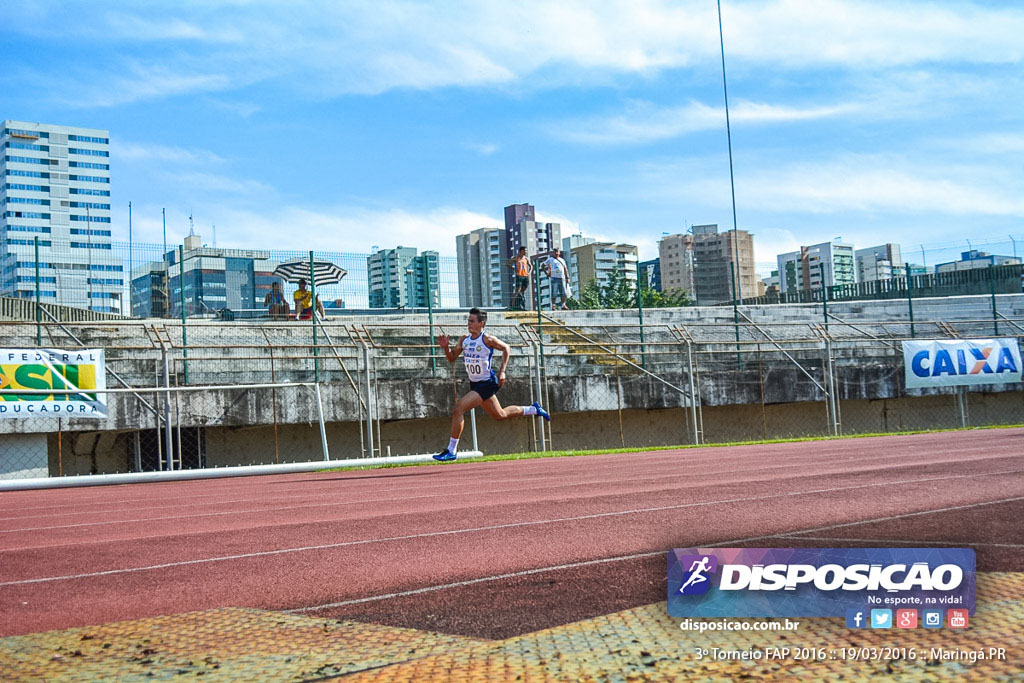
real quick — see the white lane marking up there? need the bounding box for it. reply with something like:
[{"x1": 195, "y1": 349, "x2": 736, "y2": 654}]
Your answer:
[
  {"x1": 286, "y1": 551, "x2": 666, "y2": 613},
  {"x1": 289, "y1": 494, "x2": 1024, "y2": 613},
  {"x1": 1, "y1": 468, "x2": 1020, "y2": 586},
  {"x1": 711, "y1": 495, "x2": 1024, "y2": 546},
  {"x1": 5, "y1": 432, "x2": 1014, "y2": 515},
  {"x1": 766, "y1": 536, "x2": 1024, "y2": 549},
  {"x1": 3, "y1": 450, "x2": 1018, "y2": 532}
]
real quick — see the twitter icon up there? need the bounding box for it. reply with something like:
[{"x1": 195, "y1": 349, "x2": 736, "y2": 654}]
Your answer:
[{"x1": 871, "y1": 609, "x2": 892, "y2": 629}]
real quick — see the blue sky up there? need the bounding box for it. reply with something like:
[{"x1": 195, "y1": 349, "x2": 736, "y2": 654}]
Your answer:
[{"x1": 5, "y1": 0, "x2": 1023, "y2": 273}]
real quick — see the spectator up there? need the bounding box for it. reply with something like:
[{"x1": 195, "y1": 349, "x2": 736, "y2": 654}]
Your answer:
[
  {"x1": 293, "y1": 279, "x2": 326, "y2": 320},
  {"x1": 507, "y1": 246, "x2": 532, "y2": 311},
  {"x1": 263, "y1": 281, "x2": 289, "y2": 319},
  {"x1": 542, "y1": 248, "x2": 571, "y2": 310}
]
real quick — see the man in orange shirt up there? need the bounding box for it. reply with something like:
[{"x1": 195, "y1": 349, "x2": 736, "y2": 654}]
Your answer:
[{"x1": 508, "y1": 246, "x2": 532, "y2": 311}]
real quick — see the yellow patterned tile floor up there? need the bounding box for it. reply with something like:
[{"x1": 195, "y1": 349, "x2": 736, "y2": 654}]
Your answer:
[{"x1": 2, "y1": 573, "x2": 1021, "y2": 681}]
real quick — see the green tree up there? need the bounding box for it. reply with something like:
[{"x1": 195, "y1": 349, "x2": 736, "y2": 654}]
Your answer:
[{"x1": 568, "y1": 267, "x2": 692, "y2": 310}]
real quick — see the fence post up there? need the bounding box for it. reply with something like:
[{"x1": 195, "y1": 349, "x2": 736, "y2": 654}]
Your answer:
[
  {"x1": 34, "y1": 236, "x2": 41, "y2": 346},
  {"x1": 819, "y1": 262, "x2": 829, "y2": 334},
  {"x1": 636, "y1": 279, "x2": 646, "y2": 370},
  {"x1": 314, "y1": 383, "x2": 330, "y2": 461},
  {"x1": 161, "y1": 348, "x2": 173, "y2": 471},
  {"x1": 534, "y1": 265, "x2": 545, "y2": 372},
  {"x1": 825, "y1": 338, "x2": 840, "y2": 436},
  {"x1": 469, "y1": 408, "x2": 478, "y2": 452},
  {"x1": 310, "y1": 251, "x2": 319, "y2": 383},
  {"x1": 363, "y1": 344, "x2": 374, "y2": 458},
  {"x1": 989, "y1": 264, "x2": 999, "y2": 336},
  {"x1": 906, "y1": 270, "x2": 915, "y2": 338},
  {"x1": 730, "y1": 262, "x2": 741, "y2": 369},
  {"x1": 179, "y1": 245, "x2": 189, "y2": 384},
  {"x1": 684, "y1": 340, "x2": 702, "y2": 445},
  {"x1": 425, "y1": 255, "x2": 436, "y2": 377},
  {"x1": 533, "y1": 341, "x2": 546, "y2": 452}
]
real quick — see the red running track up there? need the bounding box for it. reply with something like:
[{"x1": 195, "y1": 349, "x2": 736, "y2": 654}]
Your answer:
[{"x1": 1, "y1": 429, "x2": 1022, "y2": 638}]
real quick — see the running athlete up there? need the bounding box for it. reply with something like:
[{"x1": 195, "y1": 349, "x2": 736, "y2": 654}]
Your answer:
[{"x1": 433, "y1": 307, "x2": 550, "y2": 461}]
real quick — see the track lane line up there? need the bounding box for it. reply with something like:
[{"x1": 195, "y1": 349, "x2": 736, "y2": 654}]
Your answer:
[
  {"x1": 3, "y1": 468, "x2": 1020, "y2": 587},
  {"x1": 289, "y1": 495, "x2": 1024, "y2": 613},
  {"x1": 5, "y1": 451, "x2": 1019, "y2": 533},
  {"x1": 5, "y1": 429, "x2": 1017, "y2": 513}
]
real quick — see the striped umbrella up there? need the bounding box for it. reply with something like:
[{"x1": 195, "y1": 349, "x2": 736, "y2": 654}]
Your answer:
[{"x1": 273, "y1": 258, "x2": 347, "y2": 285}]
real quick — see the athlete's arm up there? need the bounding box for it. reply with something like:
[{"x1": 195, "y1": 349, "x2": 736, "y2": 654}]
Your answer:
[
  {"x1": 438, "y1": 333, "x2": 465, "y2": 362},
  {"x1": 484, "y1": 334, "x2": 511, "y2": 386}
]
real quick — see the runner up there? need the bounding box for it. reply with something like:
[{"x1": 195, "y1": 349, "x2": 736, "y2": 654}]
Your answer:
[{"x1": 434, "y1": 307, "x2": 550, "y2": 461}]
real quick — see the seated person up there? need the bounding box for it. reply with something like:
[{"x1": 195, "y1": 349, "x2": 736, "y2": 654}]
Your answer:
[
  {"x1": 293, "y1": 279, "x2": 327, "y2": 319},
  {"x1": 264, "y1": 281, "x2": 289, "y2": 318}
]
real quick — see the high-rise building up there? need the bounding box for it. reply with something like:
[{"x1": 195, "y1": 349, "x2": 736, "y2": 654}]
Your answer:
[
  {"x1": 777, "y1": 241, "x2": 856, "y2": 294},
  {"x1": 456, "y1": 227, "x2": 508, "y2": 308},
  {"x1": 131, "y1": 233, "x2": 278, "y2": 317},
  {"x1": 855, "y1": 243, "x2": 902, "y2": 282},
  {"x1": 658, "y1": 224, "x2": 759, "y2": 304},
  {"x1": 1, "y1": 120, "x2": 123, "y2": 313},
  {"x1": 568, "y1": 242, "x2": 638, "y2": 297},
  {"x1": 367, "y1": 246, "x2": 439, "y2": 308}
]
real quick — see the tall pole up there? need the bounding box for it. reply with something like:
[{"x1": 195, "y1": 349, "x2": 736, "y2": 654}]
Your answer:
[
  {"x1": 128, "y1": 201, "x2": 133, "y2": 317},
  {"x1": 718, "y1": 0, "x2": 742, "y2": 303},
  {"x1": 179, "y1": 245, "x2": 188, "y2": 384},
  {"x1": 34, "y1": 236, "x2": 41, "y2": 346},
  {"x1": 906, "y1": 267, "x2": 915, "y2": 338},
  {"x1": 820, "y1": 262, "x2": 829, "y2": 333},
  {"x1": 636, "y1": 271, "x2": 646, "y2": 370},
  {"x1": 424, "y1": 255, "x2": 435, "y2": 377},
  {"x1": 989, "y1": 264, "x2": 999, "y2": 336},
  {"x1": 162, "y1": 208, "x2": 168, "y2": 317}
]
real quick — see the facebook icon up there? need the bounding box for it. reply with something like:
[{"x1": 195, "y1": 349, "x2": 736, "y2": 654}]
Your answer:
[{"x1": 846, "y1": 609, "x2": 867, "y2": 629}]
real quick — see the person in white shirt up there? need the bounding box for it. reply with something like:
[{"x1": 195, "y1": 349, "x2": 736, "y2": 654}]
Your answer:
[
  {"x1": 433, "y1": 308, "x2": 550, "y2": 461},
  {"x1": 542, "y1": 249, "x2": 571, "y2": 310}
]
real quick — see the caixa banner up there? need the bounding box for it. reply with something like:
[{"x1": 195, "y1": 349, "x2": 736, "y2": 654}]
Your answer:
[
  {"x1": 903, "y1": 338, "x2": 1021, "y2": 389},
  {"x1": 667, "y1": 548, "x2": 975, "y2": 618},
  {"x1": 0, "y1": 348, "x2": 107, "y2": 419}
]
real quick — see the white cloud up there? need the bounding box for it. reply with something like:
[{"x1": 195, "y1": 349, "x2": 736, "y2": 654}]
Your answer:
[
  {"x1": 466, "y1": 142, "x2": 499, "y2": 156},
  {"x1": 194, "y1": 206, "x2": 500, "y2": 256},
  {"x1": 113, "y1": 142, "x2": 224, "y2": 164},
  {"x1": 13, "y1": 1, "x2": 1024, "y2": 102},
  {"x1": 60, "y1": 64, "x2": 230, "y2": 108},
  {"x1": 552, "y1": 99, "x2": 855, "y2": 145}
]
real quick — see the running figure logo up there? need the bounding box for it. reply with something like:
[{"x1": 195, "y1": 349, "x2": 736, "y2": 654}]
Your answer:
[{"x1": 677, "y1": 554, "x2": 718, "y2": 595}]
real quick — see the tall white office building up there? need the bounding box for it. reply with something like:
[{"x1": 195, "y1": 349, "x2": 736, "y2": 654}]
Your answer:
[
  {"x1": 1, "y1": 120, "x2": 122, "y2": 313},
  {"x1": 456, "y1": 227, "x2": 509, "y2": 308}
]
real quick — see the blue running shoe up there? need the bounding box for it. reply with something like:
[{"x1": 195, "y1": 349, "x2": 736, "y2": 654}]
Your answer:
[
  {"x1": 433, "y1": 449, "x2": 455, "y2": 462},
  {"x1": 532, "y1": 401, "x2": 551, "y2": 422}
]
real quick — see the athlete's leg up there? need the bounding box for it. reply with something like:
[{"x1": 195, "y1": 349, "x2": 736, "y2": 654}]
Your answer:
[
  {"x1": 478, "y1": 396, "x2": 551, "y2": 421},
  {"x1": 479, "y1": 395, "x2": 522, "y2": 421},
  {"x1": 451, "y1": 391, "x2": 484, "y2": 438}
]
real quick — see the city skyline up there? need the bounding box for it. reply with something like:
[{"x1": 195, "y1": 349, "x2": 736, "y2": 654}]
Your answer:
[{"x1": 4, "y1": 1, "x2": 1024, "y2": 273}]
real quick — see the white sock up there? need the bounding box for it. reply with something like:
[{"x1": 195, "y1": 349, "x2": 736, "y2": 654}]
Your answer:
[
  {"x1": 523, "y1": 405, "x2": 538, "y2": 416},
  {"x1": 448, "y1": 437, "x2": 459, "y2": 453}
]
